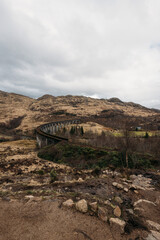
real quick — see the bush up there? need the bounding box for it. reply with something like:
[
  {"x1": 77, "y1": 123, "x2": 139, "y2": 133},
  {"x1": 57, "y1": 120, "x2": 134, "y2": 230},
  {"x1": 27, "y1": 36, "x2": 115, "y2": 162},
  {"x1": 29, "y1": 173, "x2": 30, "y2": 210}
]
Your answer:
[
  {"x1": 50, "y1": 169, "x2": 58, "y2": 183},
  {"x1": 38, "y1": 169, "x2": 44, "y2": 175}
]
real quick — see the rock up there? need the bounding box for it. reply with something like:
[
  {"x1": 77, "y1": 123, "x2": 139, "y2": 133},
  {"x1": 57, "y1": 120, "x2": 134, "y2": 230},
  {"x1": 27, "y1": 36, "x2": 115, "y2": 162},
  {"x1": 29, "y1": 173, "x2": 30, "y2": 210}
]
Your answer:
[
  {"x1": 115, "y1": 196, "x2": 123, "y2": 204},
  {"x1": 130, "y1": 184, "x2": 137, "y2": 190},
  {"x1": 114, "y1": 206, "x2": 121, "y2": 217},
  {"x1": 104, "y1": 200, "x2": 111, "y2": 206},
  {"x1": 134, "y1": 190, "x2": 139, "y2": 194},
  {"x1": 77, "y1": 178, "x2": 83, "y2": 182},
  {"x1": 89, "y1": 202, "x2": 98, "y2": 212},
  {"x1": 116, "y1": 183, "x2": 123, "y2": 190},
  {"x1": 134, "y1": 199, "x2": 156, "y2": 208},
  {"x1": 98, "y1": 207, "x2": 108, "y2": 222},
  {"x1": 124, "y1": 187, "x2": 129, "y2": 192},
  {"x1": 112, "y1": 182, "x2": 123, "y2": 189},
  {"x1": 146, "y1": 220, "x2": 160, "y2": 231},
  {"x1": 25, "y1": 195, "x2": 34, "y2": 200},
  {"x1": 126, "y1": 209, "x2": 134, "y2": 215},
  {"x1": 134, "y1": 207, "x2": 145, "y2": 216},
  {"x1": 76, "y1": 199, "x2": 88, "y2": 213},
  {"x1": 156, "y1": 196, "x2": 160, "y2": 206},
  {"x1": 63, "y1": 199, "x2": 74, "y2": 208},
  {"x1": 112, "y1": 182, "x2": 118, "y2": 187},
  {"x1": 109, "y1": 218, "x2": 126, "y2": 234},
  {"x1": 130, "y1": 174, "x2": 137, "y2": 180},
  {"x1": 2, "y1": 197, "x2": 10, "y2": 201},
  {"x1": 146, "y1": 234, "x2": 157, "y2": 240},
  {"x1": 151, "y1": 231, "x2": 160, "y2": 239}
]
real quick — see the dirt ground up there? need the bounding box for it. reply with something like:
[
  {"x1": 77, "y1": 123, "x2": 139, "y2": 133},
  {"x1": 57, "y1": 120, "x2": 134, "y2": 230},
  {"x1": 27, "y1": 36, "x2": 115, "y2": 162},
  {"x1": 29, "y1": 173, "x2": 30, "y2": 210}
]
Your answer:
[
  {"x1": 0, "y1": 200, "x2": 114, "y2": 240},
  {"x1": 0, "y1": 139, "x2": 160, "y2": 240}
]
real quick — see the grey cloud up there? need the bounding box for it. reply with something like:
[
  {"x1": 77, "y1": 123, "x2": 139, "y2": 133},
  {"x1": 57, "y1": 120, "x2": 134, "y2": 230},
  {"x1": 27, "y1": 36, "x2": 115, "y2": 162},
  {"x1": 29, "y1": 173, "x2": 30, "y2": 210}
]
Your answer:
[{"x1": 0, "y1": 0, "x2": 160, "y2": 108}]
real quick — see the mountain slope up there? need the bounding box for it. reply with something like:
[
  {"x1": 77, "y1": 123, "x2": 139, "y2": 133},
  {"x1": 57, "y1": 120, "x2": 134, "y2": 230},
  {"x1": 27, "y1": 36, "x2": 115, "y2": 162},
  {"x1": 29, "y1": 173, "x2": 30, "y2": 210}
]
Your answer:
[{"x1": 0, "y1": 90, "x2": 159, "y2": 133}]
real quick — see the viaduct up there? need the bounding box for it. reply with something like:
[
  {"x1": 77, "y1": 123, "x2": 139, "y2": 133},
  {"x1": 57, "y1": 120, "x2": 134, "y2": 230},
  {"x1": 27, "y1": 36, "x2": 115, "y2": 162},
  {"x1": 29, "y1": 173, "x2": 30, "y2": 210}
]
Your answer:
[{"x1": 36, "y1": 119, "x2": 81, "y2": 148}]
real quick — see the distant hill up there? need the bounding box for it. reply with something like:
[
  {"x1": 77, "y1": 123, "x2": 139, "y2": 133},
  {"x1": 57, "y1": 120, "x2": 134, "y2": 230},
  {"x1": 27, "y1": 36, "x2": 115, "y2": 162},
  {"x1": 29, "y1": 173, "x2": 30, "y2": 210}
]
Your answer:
[{"x1": 0, "y1": 90, "x2": 159, "y2": 133}]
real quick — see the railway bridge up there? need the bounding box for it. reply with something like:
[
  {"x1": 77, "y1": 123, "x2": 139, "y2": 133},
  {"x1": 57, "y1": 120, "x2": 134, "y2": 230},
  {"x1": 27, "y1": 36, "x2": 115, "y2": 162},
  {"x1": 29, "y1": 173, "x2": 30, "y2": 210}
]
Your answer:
[{"x1": 36, "y1": 119, "x2": 81, "y2": 148}]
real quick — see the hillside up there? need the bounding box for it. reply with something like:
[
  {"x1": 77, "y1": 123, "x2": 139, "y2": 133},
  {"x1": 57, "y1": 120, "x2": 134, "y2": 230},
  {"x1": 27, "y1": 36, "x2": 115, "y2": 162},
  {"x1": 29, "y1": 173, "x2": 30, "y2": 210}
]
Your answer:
[
  {"x1": 0, "y1": 90, "x2": 160, "y2": 134},
  {"x1": 0, "y1": 90, "x2": 160, "y2": 240}
]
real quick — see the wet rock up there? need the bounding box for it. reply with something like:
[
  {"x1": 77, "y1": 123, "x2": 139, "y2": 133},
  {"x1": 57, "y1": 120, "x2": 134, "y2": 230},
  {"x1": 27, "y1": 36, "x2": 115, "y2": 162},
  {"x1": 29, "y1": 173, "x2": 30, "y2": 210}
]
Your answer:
[
  {"x1": 115, "y1": 196, "x2": 123, "y2": 204},
  {"x1": 114, "y1": 206, "x2": 121, "y2": 217},
  {"x1": 146, "y1": 220, "x2": 160, "y2": 231},
  {"x1": 63, "y1": 199, "x2": 74, "y2": 208},
  {"x1": 98, "y1": 207, "x2": 108, "y2": 222},
  {"x1": 109, "y1": 218, "x2": 126, "y2": 234},
  {"x1": 76, "y1": 199, "x2": 88, "y2": 213},
  {"x1": 89, "y1": 202, "x2": 98, "y2": 212}
]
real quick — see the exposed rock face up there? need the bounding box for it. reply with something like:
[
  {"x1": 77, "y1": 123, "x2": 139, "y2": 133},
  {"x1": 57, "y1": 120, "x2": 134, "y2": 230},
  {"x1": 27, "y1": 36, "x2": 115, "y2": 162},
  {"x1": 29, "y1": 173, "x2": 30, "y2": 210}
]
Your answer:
[
  {"x1": 98, "y1": 207, "x2": 108, "y2": 222},
  {"x1": 76, "y1": 199, "x2": 88, "y2": 213},
  {"x1": 62, "y1": 199, "x2": 74, "y2": 208},
  {"x1": 109, "y1": 218, "x2": 126, "y2": 234}
]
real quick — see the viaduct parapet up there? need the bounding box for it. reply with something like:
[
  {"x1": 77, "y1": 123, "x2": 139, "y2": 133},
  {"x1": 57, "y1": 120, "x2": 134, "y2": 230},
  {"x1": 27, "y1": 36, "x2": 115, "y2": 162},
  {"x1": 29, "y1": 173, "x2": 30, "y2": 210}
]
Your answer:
[{"x1": 36, "y1": 119, "x2": 80, "y2": 148}]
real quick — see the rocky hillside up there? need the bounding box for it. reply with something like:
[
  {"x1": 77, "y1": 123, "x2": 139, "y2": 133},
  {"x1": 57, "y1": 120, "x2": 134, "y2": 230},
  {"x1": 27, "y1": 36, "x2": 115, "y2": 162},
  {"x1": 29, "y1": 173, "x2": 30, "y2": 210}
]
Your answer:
[{"x1": 0, "y1": 90, "x2": 159, "y2": 133}]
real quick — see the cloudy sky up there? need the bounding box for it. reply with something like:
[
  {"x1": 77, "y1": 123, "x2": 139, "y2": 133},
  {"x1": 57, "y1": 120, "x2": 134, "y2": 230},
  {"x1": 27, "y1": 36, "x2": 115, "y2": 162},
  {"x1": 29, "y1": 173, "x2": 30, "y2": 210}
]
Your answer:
[{"x1": 0, "y1": 0, "x2": 160, "y2": 108}]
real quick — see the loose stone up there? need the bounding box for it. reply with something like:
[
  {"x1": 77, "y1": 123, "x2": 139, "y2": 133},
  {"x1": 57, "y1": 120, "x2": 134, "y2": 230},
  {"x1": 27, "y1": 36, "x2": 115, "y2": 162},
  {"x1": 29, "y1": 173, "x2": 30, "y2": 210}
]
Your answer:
[
  {"x1": 109, "y1": 218, "x2": 126, "y2": 234},
  {"x1": 63, "y1": 199, "x2": 74, "y2": 208},
  {"x1": 114, "y1": 206, "x2": 121, "y2": 217},
  {"x1": 98, "y1": 207, "x2": 108, "y2": 222},
  {"x1": 76, "y1": 199, "x2": 88, "y2": 213}
]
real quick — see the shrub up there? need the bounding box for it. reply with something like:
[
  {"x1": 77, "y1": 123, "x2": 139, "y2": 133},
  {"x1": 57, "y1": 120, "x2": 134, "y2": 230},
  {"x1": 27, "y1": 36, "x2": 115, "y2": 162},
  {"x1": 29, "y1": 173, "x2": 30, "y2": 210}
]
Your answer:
[
  {"x1": 50, "y1": 169, "x2": 58, "y2": 183},
  {"x1": 38, "y1": 169, "x2": 44, "y2": 175}
]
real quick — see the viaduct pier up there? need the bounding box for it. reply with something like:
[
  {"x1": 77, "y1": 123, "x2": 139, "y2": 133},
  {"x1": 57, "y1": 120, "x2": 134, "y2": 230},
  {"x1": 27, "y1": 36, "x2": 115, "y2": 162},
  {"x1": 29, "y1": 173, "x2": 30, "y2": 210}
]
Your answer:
[{"x1": 36, "y1": 119, "x2": 80, "y2": 148}]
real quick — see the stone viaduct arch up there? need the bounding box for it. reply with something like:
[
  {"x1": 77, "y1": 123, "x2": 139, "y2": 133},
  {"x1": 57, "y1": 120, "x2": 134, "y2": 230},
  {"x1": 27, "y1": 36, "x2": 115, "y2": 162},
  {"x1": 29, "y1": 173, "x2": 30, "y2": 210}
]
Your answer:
[{"x1": 36, "y1": 119, "x2": 81, "y2": 148}]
